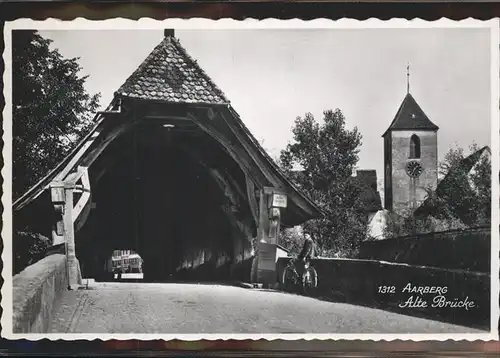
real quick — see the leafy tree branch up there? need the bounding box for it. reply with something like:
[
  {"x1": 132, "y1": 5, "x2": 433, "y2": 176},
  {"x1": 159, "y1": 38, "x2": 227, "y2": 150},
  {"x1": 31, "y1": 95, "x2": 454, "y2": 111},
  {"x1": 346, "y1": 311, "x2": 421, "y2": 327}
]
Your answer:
[{"x1": 13, "y1": 30, "x2": 101, "y2": 200}]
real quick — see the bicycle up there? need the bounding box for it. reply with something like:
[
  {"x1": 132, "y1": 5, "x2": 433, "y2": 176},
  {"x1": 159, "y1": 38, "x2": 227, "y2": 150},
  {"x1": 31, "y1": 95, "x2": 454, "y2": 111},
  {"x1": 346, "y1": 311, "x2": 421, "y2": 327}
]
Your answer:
[{"x1": 281, "y1": 258, "x2": 318, "y2": 295}]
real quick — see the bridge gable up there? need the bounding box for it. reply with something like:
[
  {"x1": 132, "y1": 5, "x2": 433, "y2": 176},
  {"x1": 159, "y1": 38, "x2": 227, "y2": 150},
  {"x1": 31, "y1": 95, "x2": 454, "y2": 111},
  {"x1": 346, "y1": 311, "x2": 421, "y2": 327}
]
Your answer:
[{"x1": 14, "y1": 31, "x2": 321, "y2": 227}]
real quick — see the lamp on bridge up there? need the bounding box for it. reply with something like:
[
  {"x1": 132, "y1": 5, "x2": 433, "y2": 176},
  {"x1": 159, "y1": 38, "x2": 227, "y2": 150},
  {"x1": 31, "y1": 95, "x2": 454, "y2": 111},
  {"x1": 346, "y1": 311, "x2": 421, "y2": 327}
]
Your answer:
[{"x1": 50, "y1": 182, "x2": 66, "y2": 240}]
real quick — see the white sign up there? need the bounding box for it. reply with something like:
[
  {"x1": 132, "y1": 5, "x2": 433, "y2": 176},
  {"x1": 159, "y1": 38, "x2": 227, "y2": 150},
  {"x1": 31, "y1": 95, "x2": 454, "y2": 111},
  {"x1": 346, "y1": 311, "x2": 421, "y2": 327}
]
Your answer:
[{"x1": 272, "y1": 193, "x2": 287, "y2": 208}]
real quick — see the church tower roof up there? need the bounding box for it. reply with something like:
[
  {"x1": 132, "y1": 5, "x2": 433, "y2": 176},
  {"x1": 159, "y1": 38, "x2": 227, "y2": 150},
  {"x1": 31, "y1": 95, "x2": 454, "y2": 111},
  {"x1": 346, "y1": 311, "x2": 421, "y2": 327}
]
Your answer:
[{"x1": 382, "y1": 93, "x2": 439, "y2": 137}]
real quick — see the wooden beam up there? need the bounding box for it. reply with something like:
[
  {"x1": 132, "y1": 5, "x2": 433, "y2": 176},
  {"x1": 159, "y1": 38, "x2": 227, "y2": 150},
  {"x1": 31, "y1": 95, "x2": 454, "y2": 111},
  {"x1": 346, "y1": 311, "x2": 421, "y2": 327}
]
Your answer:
[
  {"x1": 181, "y1": 145, "x2": 238, "y2": 207},
  {"x1": 210, "y1": 169, "x2": 240, "y2": 208},
  {"x1": 78, "y1": 120, "x2": 135, "y2": 168},
  {"x1": 93, "y1": 158, "x2": 114, "y2": 185},
  {"x1": 139, "y1": 102, "x2": 191, "y2": 119},
  {"x1": 64, "y1": 165, "x2": 87, "y2": 187},
  {"x1": 52, "y1": 123, "x2": 107, "y2": 183},
  {"x1": 63, "y1": 188, "x2": 80, "y2": 289},
  {"x1": 64, "y1": 171, "x2": 83, "y2": 186},
  {"x1": 222, "y1": 169, "x2": 247, "y2": 202},
  {"x1": 53, "y1": 111, "x2": 135, "y2": 184},
  {"x1": 90, "y1": 140, "x2": 133, "y2": 185},
  {"x1": 218, "y1": 111, "x2": 277, "y2": 186},
  {"x1": 187, "y1": 112, "x2": 254, "y2": 179},
  {"x1": 245, "y1": 175, "x2": 259, "y2": 228},
  {"x1": 71, "y1": 167, "x2": 91, "y2": 223},
  {"x1": 13, "y1": 100, "x2": 120, "y2": 211},
  {"x1": 257, "y1": 188, "x2": 269, "y2": 243},
  {"x1": 220, "y1": 109, "x2": 319, "y2": 220},
  {"x1": 143, "y1": 115, "x2": 193, "y2": 122},
  {"x1": 185, "y1": 113, "x2": 262, "y2": 228},
  {"x1": 221, "y1": 203, "x2": 252, "y2": 240},
  {"x1": 74, "y1": 192, "x2": 93, "y2": 233},
  {"x1": 178, "y1": 144, "x2": 248, "y2": 210}
]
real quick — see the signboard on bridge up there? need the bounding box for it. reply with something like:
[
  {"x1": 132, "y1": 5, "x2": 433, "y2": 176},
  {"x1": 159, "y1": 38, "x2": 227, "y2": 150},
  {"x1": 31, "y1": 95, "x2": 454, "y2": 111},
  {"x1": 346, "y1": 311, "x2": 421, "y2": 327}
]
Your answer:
[{"x1": 272, "y1": 193, "x2": 287, "y2": 208}]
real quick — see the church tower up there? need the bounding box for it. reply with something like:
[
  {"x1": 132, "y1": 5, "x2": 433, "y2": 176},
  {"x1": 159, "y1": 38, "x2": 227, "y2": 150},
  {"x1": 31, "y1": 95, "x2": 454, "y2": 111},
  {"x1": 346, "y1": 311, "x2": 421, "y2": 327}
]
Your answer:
[{"x1": 383, "y1": 91, "x2": 439, "y2": 214}]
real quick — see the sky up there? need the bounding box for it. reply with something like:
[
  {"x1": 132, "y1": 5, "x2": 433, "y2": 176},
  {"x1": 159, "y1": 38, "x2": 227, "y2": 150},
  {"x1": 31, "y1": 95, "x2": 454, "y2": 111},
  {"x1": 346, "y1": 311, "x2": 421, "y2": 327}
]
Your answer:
[{"x1": 38, "y1": 28, "x2": 492, "y2": 189}]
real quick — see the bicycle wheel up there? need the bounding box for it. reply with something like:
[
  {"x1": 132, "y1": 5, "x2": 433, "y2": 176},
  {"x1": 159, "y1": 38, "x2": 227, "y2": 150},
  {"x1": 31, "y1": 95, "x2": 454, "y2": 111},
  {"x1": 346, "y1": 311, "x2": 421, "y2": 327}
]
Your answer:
[
  {"x1": 282, "y1": 265, "x2": 298, "y2": 292},
  {"x1": 302, "y1": 266, "x2": 318, "y2": 295}
]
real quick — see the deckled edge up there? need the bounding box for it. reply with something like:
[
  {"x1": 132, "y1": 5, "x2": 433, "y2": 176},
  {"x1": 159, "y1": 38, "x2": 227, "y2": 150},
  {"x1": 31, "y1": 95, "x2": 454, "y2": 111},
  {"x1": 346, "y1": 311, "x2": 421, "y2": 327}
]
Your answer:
[
  {"x1": 1, "y1": 17, "x2": 499, "y2": 342},
  {"x1": 2, "y1": 20, "x2": 14, "y2": 339}
]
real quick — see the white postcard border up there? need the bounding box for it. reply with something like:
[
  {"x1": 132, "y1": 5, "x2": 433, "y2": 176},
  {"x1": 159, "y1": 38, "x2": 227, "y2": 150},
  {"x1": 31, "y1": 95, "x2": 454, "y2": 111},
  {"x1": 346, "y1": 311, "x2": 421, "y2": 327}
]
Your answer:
[{"x1": 2, "y1": 17, "x2": 499, "y2": 342}]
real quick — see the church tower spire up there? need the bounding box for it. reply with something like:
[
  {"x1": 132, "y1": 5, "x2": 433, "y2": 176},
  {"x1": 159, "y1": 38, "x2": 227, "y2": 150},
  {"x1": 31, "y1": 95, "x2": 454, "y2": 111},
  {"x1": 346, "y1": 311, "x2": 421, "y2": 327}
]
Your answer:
[{"x1": 407, "y1": 63, "x2": 410, "y2": 94}]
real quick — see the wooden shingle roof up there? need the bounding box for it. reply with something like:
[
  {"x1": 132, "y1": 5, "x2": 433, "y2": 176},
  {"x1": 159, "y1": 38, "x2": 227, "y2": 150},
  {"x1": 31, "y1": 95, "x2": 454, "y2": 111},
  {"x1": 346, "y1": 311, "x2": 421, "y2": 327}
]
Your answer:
[
  {"x1": 382, "y1": 93, "x2": 439, "y2": 137},
  {"x1": 116, "y1": 33, "x2": 229, "y2": 105}
]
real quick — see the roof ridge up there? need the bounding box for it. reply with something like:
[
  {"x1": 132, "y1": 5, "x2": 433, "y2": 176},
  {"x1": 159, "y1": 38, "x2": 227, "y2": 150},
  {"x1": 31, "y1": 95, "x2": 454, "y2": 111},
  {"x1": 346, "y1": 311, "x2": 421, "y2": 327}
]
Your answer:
[
  {"x1": 170, "y1": 37, "x2": 229, "y2": 103},
  {"x1": 463, "y1": 145, "x2": 491, "y2": 165}
]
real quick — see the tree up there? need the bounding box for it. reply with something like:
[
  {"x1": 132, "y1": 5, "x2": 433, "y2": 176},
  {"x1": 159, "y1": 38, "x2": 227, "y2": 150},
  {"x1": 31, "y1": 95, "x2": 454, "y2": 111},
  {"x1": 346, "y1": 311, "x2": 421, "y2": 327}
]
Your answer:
[
  {"x1": 439, "y1": 145, "x2": 465, "y2": 178},
  {"x1": 279, "y1": 109, "x2": 364, "y2": 257},
  {"x1": 12, "y1": 30, "x2": 100, "y2": 199},
  {"x1": 278, "y1": 227, "x2": 303, "y2": 256},
  {"x1": 467, "y1": 144, "x2": 491, "y2": 225},
  {"x1": 13, "y1": 232, "x2": 51, "y2": 275}
]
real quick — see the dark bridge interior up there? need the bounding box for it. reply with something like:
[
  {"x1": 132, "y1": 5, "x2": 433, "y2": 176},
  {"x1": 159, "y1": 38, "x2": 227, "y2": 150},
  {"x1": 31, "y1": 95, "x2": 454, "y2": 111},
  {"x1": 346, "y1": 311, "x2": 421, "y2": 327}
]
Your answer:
[{"x1": 75, "y1": 121, "x2": 256, "y2": 282}]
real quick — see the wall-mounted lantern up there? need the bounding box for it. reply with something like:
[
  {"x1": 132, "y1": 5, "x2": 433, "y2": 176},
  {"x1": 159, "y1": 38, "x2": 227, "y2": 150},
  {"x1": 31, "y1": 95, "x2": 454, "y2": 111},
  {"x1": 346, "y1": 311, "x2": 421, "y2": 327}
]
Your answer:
[{"x1": 50, "y1": 182, "x2": 65, "y2": 237}]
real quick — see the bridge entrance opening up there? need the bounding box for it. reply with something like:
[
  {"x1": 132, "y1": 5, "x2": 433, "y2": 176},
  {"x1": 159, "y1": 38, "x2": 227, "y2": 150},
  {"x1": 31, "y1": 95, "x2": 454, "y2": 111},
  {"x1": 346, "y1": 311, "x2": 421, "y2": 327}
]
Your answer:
[{"x1": 76, "y1": 119, "x2": 256, "y2": 283}]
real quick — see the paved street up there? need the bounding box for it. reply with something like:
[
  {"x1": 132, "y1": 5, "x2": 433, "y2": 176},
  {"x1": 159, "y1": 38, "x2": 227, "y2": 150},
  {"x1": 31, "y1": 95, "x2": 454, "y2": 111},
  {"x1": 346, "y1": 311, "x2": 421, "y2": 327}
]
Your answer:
[{"x1": 50, "y1": 282, "x2": 481, "y2": 334}]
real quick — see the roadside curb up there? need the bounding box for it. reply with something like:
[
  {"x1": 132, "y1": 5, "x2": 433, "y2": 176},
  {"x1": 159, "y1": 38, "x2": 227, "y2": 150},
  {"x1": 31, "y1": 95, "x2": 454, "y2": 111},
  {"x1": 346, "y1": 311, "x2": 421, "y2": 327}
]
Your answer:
[
  {"x1": 234, "y1": 281, "x2": 263, "y2": 289},
  {"x1": 234, "y1": 281, "x2": 255, "y2": 289}
]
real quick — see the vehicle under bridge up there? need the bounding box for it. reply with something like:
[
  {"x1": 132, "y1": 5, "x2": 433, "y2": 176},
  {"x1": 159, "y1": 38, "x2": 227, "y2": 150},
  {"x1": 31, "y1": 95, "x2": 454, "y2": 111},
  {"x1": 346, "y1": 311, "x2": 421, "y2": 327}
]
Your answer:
[{"x1": 13, "y1": 29, "x2": 322, "y2": 288}]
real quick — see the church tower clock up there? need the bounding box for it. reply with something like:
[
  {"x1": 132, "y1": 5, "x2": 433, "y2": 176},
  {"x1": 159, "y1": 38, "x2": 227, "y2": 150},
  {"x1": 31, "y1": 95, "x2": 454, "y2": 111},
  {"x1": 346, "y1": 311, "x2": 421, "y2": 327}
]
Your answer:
[{"x1": 383, "y1": 90, "x2": 439, "y2": 214}]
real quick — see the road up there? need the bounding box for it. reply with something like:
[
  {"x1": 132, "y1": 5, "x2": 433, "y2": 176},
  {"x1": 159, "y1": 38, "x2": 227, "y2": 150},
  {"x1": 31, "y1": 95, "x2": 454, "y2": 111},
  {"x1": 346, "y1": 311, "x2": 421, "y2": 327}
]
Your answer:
[{"x1": 50, "y1": 282, "x2": 482, "y2": 334}]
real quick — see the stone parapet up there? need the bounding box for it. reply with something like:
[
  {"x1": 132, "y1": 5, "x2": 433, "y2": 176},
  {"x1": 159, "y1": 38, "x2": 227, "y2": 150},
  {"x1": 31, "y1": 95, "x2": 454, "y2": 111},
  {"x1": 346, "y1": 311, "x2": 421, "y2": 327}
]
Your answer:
[{"x1": 12, "y1": 254, "x2": 69, "y2": 333}]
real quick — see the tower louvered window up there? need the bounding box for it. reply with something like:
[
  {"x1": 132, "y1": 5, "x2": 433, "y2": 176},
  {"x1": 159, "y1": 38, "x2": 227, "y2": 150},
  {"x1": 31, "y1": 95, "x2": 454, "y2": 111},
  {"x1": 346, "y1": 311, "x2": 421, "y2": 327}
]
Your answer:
[{"x1": 410, "y1": 134, "x2": 421, "y2": 159}]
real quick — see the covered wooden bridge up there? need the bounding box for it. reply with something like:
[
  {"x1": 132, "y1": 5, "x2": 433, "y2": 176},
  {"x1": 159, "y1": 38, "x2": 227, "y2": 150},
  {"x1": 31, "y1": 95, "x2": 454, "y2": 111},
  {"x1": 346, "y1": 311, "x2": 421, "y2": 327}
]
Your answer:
[{"x1": 13, "y1": 30, "x2": 321, "y2": 287}]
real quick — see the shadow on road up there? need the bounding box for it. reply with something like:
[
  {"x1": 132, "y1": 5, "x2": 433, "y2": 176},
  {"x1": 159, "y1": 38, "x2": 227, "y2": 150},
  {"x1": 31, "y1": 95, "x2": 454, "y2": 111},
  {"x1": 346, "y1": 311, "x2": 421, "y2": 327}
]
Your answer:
[
  {"x1": 276, "y1": 289, "x2": 490, "y2": 332},
  {"x1": 89, "y1": 277, "x2": 489, "y2": 332},
  {"x1": 96, "y1": 276, "x2": 255, "y2": 289}
]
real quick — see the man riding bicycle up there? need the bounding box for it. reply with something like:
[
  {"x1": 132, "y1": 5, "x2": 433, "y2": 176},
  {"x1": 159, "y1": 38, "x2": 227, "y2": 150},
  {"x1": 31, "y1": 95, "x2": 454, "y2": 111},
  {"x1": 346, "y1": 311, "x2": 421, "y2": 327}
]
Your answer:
[{"x1": 294, "y1": 234, "x2": 315, "y2": 278}]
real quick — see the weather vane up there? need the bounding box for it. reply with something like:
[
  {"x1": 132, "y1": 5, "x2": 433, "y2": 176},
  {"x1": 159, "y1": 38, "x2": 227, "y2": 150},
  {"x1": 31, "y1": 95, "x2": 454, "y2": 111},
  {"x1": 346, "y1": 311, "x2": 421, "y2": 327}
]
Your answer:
[{"x1": 407, "y1": 62, "x2": 410, "y2": 94}]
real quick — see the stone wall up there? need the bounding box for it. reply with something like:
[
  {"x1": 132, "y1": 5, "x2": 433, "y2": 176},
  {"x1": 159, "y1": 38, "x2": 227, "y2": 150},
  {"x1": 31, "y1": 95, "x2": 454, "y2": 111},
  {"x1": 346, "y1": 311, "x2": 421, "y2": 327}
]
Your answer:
[
  {"x1": 359, "y1": 227, "x2": 491, "y2": 272},
  {"x1": 12, "y1": 254, "x2": 69, "y2": 333},
  {"x1": 277, "y1": 257, "x2": 490, "y2": 329}
]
